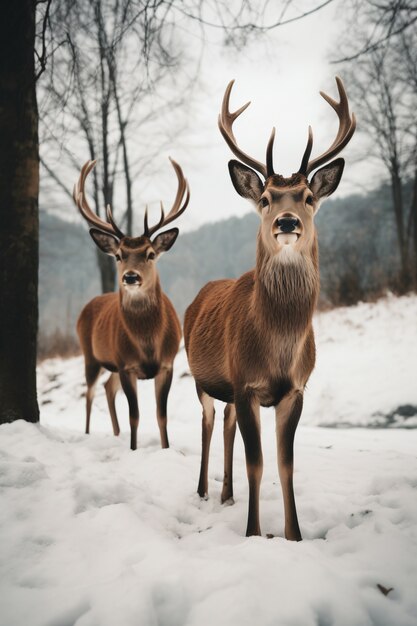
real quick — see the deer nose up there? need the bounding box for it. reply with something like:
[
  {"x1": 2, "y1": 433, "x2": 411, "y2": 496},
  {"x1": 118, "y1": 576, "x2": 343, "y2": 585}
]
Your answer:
[
  {"x1": 123, "y1": 271, "x2": 142, "y2": 286},
  {"x1": 277, "y1": 217, "x2": 299, "y2": 233}
]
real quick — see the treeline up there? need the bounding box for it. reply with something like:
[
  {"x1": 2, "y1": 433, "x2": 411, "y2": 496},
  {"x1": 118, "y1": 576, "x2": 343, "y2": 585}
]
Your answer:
[{"x1": 38, "y1": 179, "x2": 410, "y2": 354}]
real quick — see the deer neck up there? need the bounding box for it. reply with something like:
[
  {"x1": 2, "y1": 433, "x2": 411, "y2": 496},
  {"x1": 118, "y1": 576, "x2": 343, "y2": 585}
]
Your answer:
[
  {"x1": 119, "y1": 277, "x2": 164, "y2": 338},
  {"x1": 253, "y1": 233, "x2": 319, "y2": 333}
]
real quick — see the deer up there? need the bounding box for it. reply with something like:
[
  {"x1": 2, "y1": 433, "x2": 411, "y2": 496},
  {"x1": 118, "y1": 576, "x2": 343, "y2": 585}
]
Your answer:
[
  {"x1": 184, "y1": 77, "x2": 356, "y2": 538},
  {"x1": 74, "y1": 158, "x2": 189, "y2": 451}
]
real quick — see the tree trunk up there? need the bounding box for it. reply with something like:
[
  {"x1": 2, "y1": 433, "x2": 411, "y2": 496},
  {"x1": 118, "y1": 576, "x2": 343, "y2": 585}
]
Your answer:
[
  {"x1": 96, "y1": 250, "x2": 116, "y2": 293},
  {"x1": 111, "y1": 71, "x2": 133, "y2": 235},
  {"x1": 391, "y1": 169, "x2": 410, "y2": 291},
  {"x1": 0, "y1": 0, "x2": 40, "y2": 423},
  {"x1": 411, "y1": 163, "x2": 417, "y2": 288},
  {"x1": 96, "y1": 15, "x2": 116, "y2": 294},
  {"x1": 90, "y1": 154, "x2": 116, "y2": 293}
]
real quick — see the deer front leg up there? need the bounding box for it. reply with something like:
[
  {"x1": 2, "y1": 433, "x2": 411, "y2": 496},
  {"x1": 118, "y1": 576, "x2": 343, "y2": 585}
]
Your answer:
[
  {"x1": 84, "y1": 361, "x2": 102, "y2": 435},
  {"x1": 221, "y1": 403, "x2": 237, "y2": 504},
  {"x1": 235, "y1": 392, "x2": 263, "y2": 537},
  {"x1": 119, "y1": 370, "x2": 139, "y2": 450},
  {"x1": 197, "y1": 385, "x2": 215, "y2": 498},
  {"x1": 275, "y1": 390, "x2": 303, "y2": 541},
  {"x1": 104, "y1": 373, "x2": 121, "y2": 436},
  {"x1": 154, "y1": 366, "x2": 173, "y2": 449}
]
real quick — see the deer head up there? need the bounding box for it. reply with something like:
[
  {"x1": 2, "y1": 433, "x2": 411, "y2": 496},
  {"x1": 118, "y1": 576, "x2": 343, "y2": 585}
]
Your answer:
[
  {"x1": 219, "y1": 77, "x2": 356, "y2": 264},
  {"x1": 73, "y1": 159, "x2": 189, "y2": 300}
]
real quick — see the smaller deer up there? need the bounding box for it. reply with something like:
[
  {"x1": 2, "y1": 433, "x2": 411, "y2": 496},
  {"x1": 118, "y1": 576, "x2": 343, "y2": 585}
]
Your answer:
[{"x1": 74, "y1": 158, "x2": 189, "y2": 450}]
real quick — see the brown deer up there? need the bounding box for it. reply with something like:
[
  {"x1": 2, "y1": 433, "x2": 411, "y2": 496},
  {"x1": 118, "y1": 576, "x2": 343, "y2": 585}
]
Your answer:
[
  {"x1": 184, "y1": 77, "x2": 356, "y2": 538},
  {"x1": 74, "y1": 158, "x2": 189, "y2": 450}
]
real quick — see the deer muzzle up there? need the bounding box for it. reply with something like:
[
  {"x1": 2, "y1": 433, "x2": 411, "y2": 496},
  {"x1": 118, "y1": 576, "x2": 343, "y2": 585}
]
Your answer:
[
  {"x1": 123, "y1": 271, "x2": 142, "y2": 286},
  {"x1": 274, "y1": 215, "x2": 301, "y2": 246}
]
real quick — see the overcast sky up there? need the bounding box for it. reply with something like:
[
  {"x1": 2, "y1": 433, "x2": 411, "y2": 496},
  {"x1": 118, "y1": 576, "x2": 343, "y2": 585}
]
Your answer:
[
  {"x1": 141, "y1": 0, "x2": 378, "y2": 233},
  {"x1": 43, "y1": 1, "x2": 381, "y2": 233}
]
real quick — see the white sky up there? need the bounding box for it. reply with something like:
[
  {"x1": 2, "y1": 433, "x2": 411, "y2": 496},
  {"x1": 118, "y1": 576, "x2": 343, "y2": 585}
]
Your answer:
[{"x1": 145, "y1": 0, "x2": 381, "y2": 233}]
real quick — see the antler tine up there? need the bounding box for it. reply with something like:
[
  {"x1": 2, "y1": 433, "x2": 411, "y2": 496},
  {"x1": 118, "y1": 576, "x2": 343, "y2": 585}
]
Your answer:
[
  {"x1": 141, "y1": 158, "x2": 189, "y2": 239},
  {"x1": 106, "y1": 204, "x2": 124, "y2": 239},
  {"x1": 144, "y1": 201, "x2": 166, "y2": 239},
  {"x1": 163, "y1": 158, "x2": 189, "y2": 220},
  {"x1": 218, "y1": 80, "x2": 269, "y2": 179},
  {"x1": 299, "y1": 126, "x2": 313, "y2": 176},
  {"x1": 303, "y1": 76, "x2": 356, "y2": 176},
  {"x1": 266, "y1": 127, "x2": 276, "y2": 178},
  {"x1": 72, "y1": 160, "x2": 94, "y2": 208},
  {"x1": 319, "y1": 76, "x2": 354, "y2": 149},
  {"x1": 73, "y1": 160, "x2": 124, "y2": 238},
  {"x1": 143, "y1": 204, "x2": 150, "y2": 236}
]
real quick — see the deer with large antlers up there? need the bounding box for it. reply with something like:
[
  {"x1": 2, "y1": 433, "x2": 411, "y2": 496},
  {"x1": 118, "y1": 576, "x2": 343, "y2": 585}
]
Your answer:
[
  {"x1": 74, "y1": 158, "x2": 189, "y2": 450},
  {"x1": 184, "y1": 77, "x2": 356, "y2": 537}
]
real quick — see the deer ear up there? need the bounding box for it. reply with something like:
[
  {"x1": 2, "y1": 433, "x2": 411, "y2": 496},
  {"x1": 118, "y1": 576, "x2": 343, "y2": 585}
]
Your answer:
[
  {"x1": 152, "y1": 228, "x2": 179, "y2": 255},
  {"x1": 310, "y1": 158, "x2": 345, "y2": 205},
  {"x1": 89, "y1": 229, "x2": 120, "y2": 255},
  {"x1": 228, "y1": 160, "x2": 264, "y2": 205}
]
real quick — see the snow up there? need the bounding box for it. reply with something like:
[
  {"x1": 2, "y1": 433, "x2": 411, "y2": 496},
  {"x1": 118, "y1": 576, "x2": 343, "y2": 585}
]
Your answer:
[{"x1": 1, "y1": 294, "x2": 417, "y2": 626}]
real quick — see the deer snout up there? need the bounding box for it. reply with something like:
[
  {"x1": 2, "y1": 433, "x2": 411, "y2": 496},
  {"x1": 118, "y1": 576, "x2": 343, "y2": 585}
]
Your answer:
[
  {"x1": 123, "y1": 271, "x2": 142, "y2": 286},
  {"x1": 277, "y1": 216, "x2": 300, "y2": 233}
]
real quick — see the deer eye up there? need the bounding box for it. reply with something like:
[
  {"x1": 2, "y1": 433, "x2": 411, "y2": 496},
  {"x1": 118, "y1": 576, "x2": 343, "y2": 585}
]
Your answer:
[
  {"x1": 115, "y1": 253, "x2": 121, "y2": 262},
  {"x1": 306, "y1": 195, "x2": 314, "y2": 206},
  {"x1": 147, "y1": 251, "x2": 156, "y2": 261},
  {"x1": 260, "y1": 196, "x2": 269, "y2": 209}
]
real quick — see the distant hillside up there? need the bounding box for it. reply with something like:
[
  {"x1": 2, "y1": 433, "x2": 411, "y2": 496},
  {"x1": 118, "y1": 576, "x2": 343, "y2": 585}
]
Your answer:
[
  {"x1": 316, "y1": 182, "x2": 401, "y2": 306},
  {"x1": 39, "y1": 213, "x2": 100, "y2": 336},
  {"x1": 39, "y1": 181, "x2": 403, "y2": 337},
  {"x1": 158, "y1": 212, "x2": 259, "y2": 317}
]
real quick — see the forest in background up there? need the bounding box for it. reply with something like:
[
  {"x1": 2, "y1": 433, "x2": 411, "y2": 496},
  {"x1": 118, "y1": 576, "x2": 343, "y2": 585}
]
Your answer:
[{"x1": 38, "y1": 177, "x2": 408, "y2": 356}]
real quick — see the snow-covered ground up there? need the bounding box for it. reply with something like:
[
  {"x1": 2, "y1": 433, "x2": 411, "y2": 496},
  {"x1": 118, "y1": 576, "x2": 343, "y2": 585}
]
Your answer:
[{"x1": 1, "y1": 295, "x2": 417, "y2": 626}]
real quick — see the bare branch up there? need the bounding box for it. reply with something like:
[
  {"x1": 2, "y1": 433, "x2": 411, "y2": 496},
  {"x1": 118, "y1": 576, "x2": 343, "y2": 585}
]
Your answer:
[
  {"x1": 333, "y1": 14, "x2": 417, "y2": 62},
  {"x1": 35, "y1": 0, "x2": 53, "y2": 81}
]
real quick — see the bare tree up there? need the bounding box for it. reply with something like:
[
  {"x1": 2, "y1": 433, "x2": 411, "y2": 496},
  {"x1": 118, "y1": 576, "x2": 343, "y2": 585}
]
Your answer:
[{"x1": 336, "y1": 13, "x2": 417, "y2": 289}]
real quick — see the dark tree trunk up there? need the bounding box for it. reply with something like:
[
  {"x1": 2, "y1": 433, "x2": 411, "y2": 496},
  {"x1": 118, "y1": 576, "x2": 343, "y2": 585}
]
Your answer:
[
  {"x1": 89, "y1": 153, "x2": 116, "y2": 293},
  {"x1": 0, "y1": 1, "x2": 40, "y2": 423},
  {"x1": 96, "y1": 250, "x2": 116, "y2": 293},
  {"x1": 96, "y1": 16, "x2": 116, "y2": 294},
  {"x1": 111, "y1": 77, "x2": 133, "y2": 236},
  {"x1": 411, "y1": 163, "x2": 417, "y2": 288},
  {"x1": 391, "y1": 169, "x2": 410, "y2": 291}
]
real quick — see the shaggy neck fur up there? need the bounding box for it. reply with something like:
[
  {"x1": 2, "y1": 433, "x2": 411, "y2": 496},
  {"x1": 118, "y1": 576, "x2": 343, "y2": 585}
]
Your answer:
[
  {"x1": 254, "y1": 233, "x2": 319, "y2": 333},
  {"x1": 119, "y1": 279, "x2": 163, "y2": 340}
]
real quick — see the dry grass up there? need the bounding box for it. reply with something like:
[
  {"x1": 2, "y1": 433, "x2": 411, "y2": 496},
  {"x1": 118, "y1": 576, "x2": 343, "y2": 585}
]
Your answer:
[{"x1": 37, "y1": 330, "x2": 80, "y2": 362}]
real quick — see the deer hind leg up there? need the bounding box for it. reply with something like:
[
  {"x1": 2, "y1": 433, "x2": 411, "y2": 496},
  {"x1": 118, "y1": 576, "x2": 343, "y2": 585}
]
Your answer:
[
  {"x1": 221, "y1": 403, "x2": 236, "y2": 504},
  {"x1": 197, "y1": 384, "x2": 215, "y2": 499},
  {"x1": 275, "y1": 390, "x2": 303, "y2": 541},
  {"x1": 235, "y1": 392, "x2": 263, "y2": 537},
  {"x1": 119, "y1": 370, "x2": 139, "y2": 451},
  {"x1": 154, "y1": 366, "x2": 173, "y2": 449},
  {"x1": 84, "y1": 360, "x2": 102, "y2": 435},
  {"x1": 104, "y1": 373, "x2": 121, "y2": 436}
]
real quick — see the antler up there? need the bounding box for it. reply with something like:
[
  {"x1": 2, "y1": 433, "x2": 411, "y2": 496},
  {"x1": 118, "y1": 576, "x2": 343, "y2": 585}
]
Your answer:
[
  {"x1": 299, "y1": 76, "x2": 356, "y2": 176},
  {"x1": 73, "y1": 160, "x2": 125, "y2": 238},
  {"x1": 143, "y1": 157, "x2": 190, "y2": 238},
  {"x1": 218, "y1": 80, "x2": 276, "y2": 179}
]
